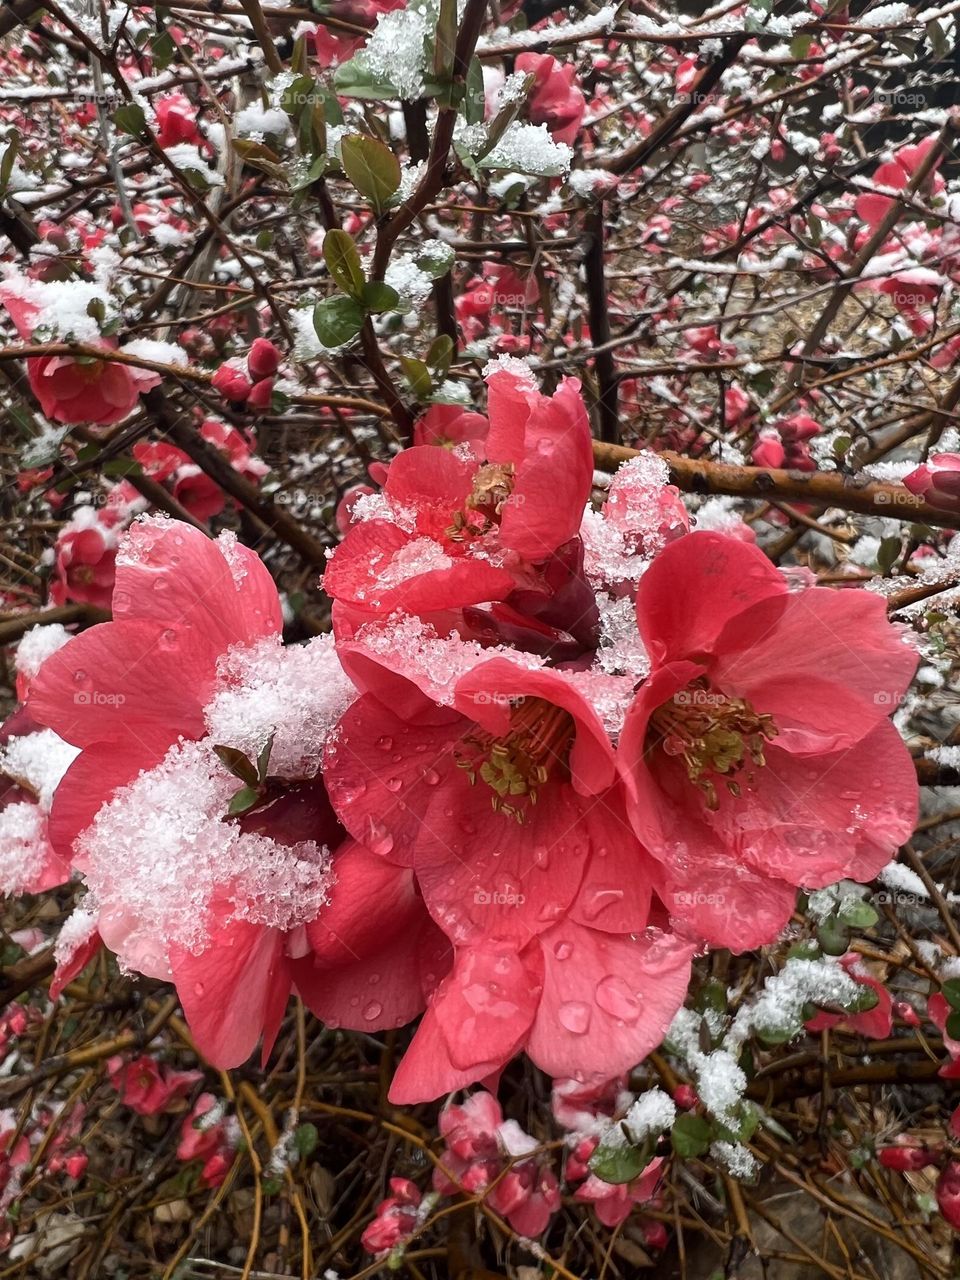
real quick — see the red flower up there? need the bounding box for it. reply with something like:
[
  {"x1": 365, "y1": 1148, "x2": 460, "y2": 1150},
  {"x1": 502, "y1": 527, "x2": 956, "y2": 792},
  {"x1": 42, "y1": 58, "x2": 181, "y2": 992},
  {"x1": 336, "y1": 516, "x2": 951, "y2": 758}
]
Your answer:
[
  {"x1": 154, "y1": 93, "x2": 200, "y2": 148},
  {"x1": 324, "y1": 367, "x2": 594, "y2": 639},
  {"x1": 618, "y1": 532, "x2": 919, "y2": 950},
  {"x1": 904, "y1": 453, "x2": 960, "y2": 511},
  {"x1": 516, "y1": 54, "x2": 586, "y2": 146},
  {"x1": 107, "y1": 1054, "x2": 201, "y2": 1115}
]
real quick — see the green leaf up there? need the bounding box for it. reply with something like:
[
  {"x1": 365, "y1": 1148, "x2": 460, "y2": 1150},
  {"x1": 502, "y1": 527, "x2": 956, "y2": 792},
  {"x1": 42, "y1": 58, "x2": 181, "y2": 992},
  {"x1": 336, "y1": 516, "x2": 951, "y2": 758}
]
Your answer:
[
  {"x1": 323, "y1": 229, "x2": 365, "y2": 299},
  {"x1": 588, "y1": 1133, "x2": 655, "y2": 1185},
  {"x1": 339, "y1": 133, "x2": 401, "y2": 214},
  {"x1": 946, "y1": 1009, "x2": 960, "y2": 1040},
  {"x1": 213, "y1": 744, "x2": 260, "y2": 787},
  {"x1": 426, "y1": 334, "x2": 454, "y2": 376},
  {"x1": 281, "y1": 74, "x2": 316, "y2": 117},
  {"x1": 150, "y1": 29, "x2": 176, "y2": 71},
  {"x1": 313, "y1": 295, "x2": 365, "y2": 347},
  {"x1": 400, "y1": 355, "x2": 432, "y2": 399},
  {"x1": 816, "y1": 916, "x2": 849, "y2": 957},
  {"x1": 433, "y1": 0, "x2": 457, "y2": 80},
  {"x1": 837, "y1": 899, "x2": 879, "y2": 929},
  {"x1": 877, "y1": 535, "x2": 901, "y2": 576},
  {"x1": 101, "y1": 458, "x2": 143, "y2": 478},
  {"x1": 464, "y1": 57, "x2": 486, "y2": 126},
  {"x1": 671, "y1": 1113, "x2": 711, "y2": 1159},
  {"x1": 294, "y1": 1122, "x2": 319, "y2": 1158},
  {"x1": 844, "y1": 986, "x2": 880, "y2": 1015},
  {"x1": 291, "y1": 154, "x2": 328, "y2": 192},
  {"x1": 0, "y1": 136, "x2": 19, "y2": 196},
  {"x1": 362, "y1": 281, "x2": 400, "y2": 313},
  {"x1": 113, "y1": 103, "x2": 146, "y2": 136},
  {"x1": 333, "y1": 61, "x2": 400, "y2": 101},
  {"x1": 228, "y1": 785, "x2": 261, "y2": 816},
  {"x1": 943, "y1": 979, "x2": 960, "y2": 1011},
  {"x1": 256, "y1": 731, "x2": 275, "y2": 784}
]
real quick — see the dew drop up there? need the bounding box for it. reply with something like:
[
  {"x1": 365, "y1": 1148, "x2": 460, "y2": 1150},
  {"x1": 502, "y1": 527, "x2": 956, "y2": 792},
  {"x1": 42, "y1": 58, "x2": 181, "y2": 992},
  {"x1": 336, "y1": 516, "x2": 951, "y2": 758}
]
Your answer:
[
  {"x1": 553, "y1": 940, "x2": 573, "y2": 961},
  {"x1": 558, "y1": 1001, "x2": 592, "y2": 1035},
  {"x1": 376, "y1": 735, "x2": 394, "y2": 751},
  {"x1": 364, "y1": 819, "x2": 395, "y2": 857},
  {"x1": 595, "y1": 975, "x2": 641, "y2": 1023},
  {"x1": 363, "y1": 1000, "x2": 383, "y2": 1022}
]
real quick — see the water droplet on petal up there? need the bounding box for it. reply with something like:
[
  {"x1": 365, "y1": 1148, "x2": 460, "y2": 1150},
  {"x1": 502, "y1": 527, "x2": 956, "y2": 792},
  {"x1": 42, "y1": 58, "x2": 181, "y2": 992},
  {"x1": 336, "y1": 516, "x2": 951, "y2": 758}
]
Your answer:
[
  {"x1": 364, "y1": 818, "x2": 394, "y2": 857},
  {"x1": 595, "y1": 975, "x2": 642, "y2": 1023},
  {"x1": 376, "y1": 735, "x2": 394, "y2": 751},
  {"x1": 363, "y1": 1001, "x2": 383, "y2": 1022},
  {"x1": 558, "y1": 1001, "x2": 592, "y2": 1035},
  {"x1": 385, "y1": 777, "x2": 402, "y2": 793},
  {"x1": 422, "y1": 768, "x2": 441, "y2": 786},
  {"x1": 553, "y1": 940, "x2": 573, "y2": 961},
  {"x1": 581, "y1": 887, "x2": 625, "y2": 921}
]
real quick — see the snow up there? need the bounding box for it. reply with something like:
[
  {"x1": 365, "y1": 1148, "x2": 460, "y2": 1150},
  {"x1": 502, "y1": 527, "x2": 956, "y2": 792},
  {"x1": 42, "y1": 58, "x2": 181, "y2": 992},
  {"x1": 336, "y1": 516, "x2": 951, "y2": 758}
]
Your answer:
[
  {"x1": 0, "y1": 803, "x2": 46, "y2": 895},
  {"x1": 878, "y1": 861, "x2": 929, "y2": 900},
  {"x1": 728, "y1": 957, "x2": 860, "y2": 1049},
  {"x1": 623, "y1": 1088, "x2": 676, "y2": 1141},
  {"x1": 120, "y1": 338, "x2": 188, "y2": 367},
  {"x1": 204, "y1": 633, "x2": 356, "y2": 776},
  {"x1": 483, "y1": 123, "x2": 573, "y2": 177},
  {"x1": 15, "y1": 624, "x2": 71, "y2": 681},
  {"x1": 164, "y1": 144, "x2": 224, "y2": 187},
  {"x1": 0, "y1": 275, "x2": 116, "y2": 341},
  {"x1": 77, "y1": 737, "x2": 335, "y2": 974},
  {"x1": 0, "y1": 730, "x2": 80, "y2": 810},
  {"x1": 384, "y1": 255, "x2": 434, "y2": 311},
  {"x1": 353, "y1": 8, "x2": 431, "y2": 99}
]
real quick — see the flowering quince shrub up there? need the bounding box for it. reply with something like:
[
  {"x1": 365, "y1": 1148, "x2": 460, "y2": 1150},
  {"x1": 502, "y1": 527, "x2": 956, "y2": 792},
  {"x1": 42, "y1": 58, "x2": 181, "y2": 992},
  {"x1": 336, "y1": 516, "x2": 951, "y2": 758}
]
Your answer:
[{"x1": 1, "y1": 0, "x2": 960, "y2": 1275}]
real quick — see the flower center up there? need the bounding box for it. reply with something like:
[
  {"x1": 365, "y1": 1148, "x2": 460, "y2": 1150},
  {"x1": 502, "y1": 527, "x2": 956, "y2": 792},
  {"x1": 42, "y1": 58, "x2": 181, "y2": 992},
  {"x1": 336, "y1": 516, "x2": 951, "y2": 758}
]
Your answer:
[
  {"x1": 445, "y1": 462, "x2": 516, "y2": 543},
  {"x1": 648, "y1": 678, "x2": 778, "y2": 810},
  {"x1": 456, "y1": 695, "x2": 575, "y2": 822}
]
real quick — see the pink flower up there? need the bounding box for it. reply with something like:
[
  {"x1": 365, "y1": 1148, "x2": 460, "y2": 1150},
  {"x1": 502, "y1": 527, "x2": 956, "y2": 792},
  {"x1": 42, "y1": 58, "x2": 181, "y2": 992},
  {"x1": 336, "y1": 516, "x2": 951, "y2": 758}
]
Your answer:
[
  {"x1": 432, "y1": 1093, "x2": 560, "y2": 1236},
  {"x1": 904, "y1": 453, "x2": 960, "y2": 511},
  {"x1": 574, "y1": 1154, "x2": 663, "y2": 1228},
  {"x1": 617, "y1": 532, "x2": 919, "y2": 950},
  {"x1": 938, "y1": 1161, "x2": 960, "y2": 1231},
  {"x1": 50, "y1": 516, "x2": 119, "y2": 610},
  {"x1": 879, "y1": 1142, "x2": 941, "y2": 1172},
  {"x1": 516, "y1": 54, "x2": 586, "y2": 145},
  {"x1": 177, "y1": 1093, "x2": 237, "y2": 1186},
  {"x1": 362, "y1": 1178, "x2": 422, "y2": 1255},
  {"x1": 0, "y1": 285, "x2": 160, "y2": 426},
  {"x1": 854, "y1": 137, "x2": 944, "y2": 229},
  {"x1": 28, "y1": 517, "x2": 343, "y2": 1067},
  {"x1": 211, "y1": 360, "x2": 253, "y2": 403},
  {"x1": 324, "y1": 642, "x2": 693, "y2": 1101},
  {"x1": 324, "y1": 368, "x2": 595, "y2": 645},
  {"x1": 154, "y1": 93, "x2": 200, "y2": 148},
  {"x1": 804, "y1": 953, "x2": 892, "y2": 1038},
  {"x1": 414, "y1": 403, "x2": 490, "y2": 449},
  {"x1": 106, "y1": 1054, "x2": 201, "y2": 1115},
  {"x1": 246, "y1": 375, "x2": 275, "y2": 410},
  {"x1": 247, "y1": 338, "x2": 281, "y2": 380}
]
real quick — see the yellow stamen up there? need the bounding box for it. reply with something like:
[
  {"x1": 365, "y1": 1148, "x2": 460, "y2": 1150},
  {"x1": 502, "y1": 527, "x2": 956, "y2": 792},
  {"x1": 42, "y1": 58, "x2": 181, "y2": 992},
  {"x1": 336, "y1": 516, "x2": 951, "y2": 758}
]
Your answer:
[
  {"x1": 648, "y1": 678, "x2": 777, "y2": 809},
  {"x1": 456, "y1": 696, "x2": 575, "y2": 822}
]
